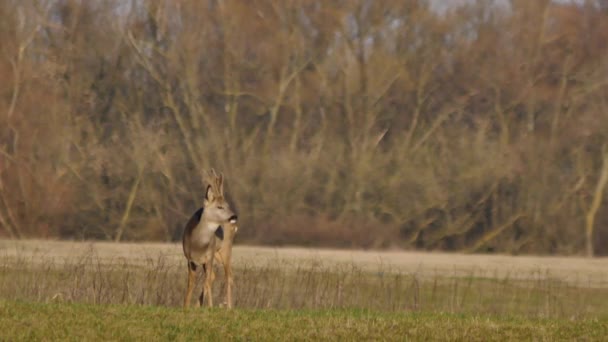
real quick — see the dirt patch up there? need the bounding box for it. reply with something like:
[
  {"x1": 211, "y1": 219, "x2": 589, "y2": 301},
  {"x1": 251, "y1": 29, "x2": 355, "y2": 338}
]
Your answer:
[{"x1": 1, "y1": 239, "x2": 607, "y2": 287}]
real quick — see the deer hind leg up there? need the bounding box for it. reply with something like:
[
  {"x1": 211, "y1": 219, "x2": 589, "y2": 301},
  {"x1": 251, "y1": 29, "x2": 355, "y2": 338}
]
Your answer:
[
  {"x1": 215, "y1": 248, "x2": 233, "y2": 309},
  {"x1": 199, "y1": 261, "x2": 216, "y2": 307},
  {"x1": 184, "y1": 261, "x2": 197, "y2": 309},
  {"x1": 214, "y1": 251, "x2": 227, "y2": 308},
  {"x1": 224, "y1": 261, "x2": 234, "y2": 309}
]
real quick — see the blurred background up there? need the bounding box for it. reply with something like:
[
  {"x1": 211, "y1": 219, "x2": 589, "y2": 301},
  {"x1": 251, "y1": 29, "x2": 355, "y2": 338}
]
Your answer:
[{"x1": 1, "y1": 0, "x2": 608, "y2": 256}]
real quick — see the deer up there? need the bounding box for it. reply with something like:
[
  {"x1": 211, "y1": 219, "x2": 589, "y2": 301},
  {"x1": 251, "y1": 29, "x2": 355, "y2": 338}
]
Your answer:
[{"x1": 182, "y1": 169, "x2": 238, "y2": 309}]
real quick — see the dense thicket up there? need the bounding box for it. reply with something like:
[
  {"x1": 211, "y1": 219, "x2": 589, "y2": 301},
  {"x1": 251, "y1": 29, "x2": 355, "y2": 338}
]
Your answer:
[{"x1": 2, "y1": 0, "x2": 608, "y2": 255}]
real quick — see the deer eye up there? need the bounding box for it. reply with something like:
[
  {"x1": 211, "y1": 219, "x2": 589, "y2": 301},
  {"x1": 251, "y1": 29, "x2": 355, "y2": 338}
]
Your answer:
[{"x1": 218, "y1": 206, "x2": 224, "y2": 210}]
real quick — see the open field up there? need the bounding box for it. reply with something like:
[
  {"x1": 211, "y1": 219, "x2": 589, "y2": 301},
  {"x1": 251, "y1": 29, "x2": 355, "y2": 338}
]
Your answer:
[
  {"x1": 1, "y1": 239, "x2": 608, "y2": 287},
  {"x1": 1, "y1": 239, "x2": 608, "y2": 340}
]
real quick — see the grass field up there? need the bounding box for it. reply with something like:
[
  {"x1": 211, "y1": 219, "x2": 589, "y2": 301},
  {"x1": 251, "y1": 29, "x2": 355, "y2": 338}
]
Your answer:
[
  {"x1": 1, "y1": 239, "x2": 608, "y2": 340},
  {"x1": 2, "y1": 300, "x2": 607, "y2": 341}
]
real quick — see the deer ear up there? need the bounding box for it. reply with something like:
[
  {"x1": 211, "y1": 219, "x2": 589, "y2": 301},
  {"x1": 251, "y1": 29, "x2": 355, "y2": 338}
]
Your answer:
[{"x1": 205, "y1": 184, "x2": 215, "y2": 202}]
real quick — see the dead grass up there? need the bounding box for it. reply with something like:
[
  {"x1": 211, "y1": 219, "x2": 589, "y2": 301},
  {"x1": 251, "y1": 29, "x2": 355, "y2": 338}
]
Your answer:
[
  {"x1": 0, "y1": 239, "x2": 607, "y2": 319},
  {"x1": 1, "y1": 239, "x2": 607, "y2": 286}
]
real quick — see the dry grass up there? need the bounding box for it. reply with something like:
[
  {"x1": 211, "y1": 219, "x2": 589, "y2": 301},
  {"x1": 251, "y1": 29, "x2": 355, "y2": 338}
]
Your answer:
[
  {"x1": 0, "y1": 239, "x2": 607, "y2": 319},
  {"x1": 2, "y1": 239, "x2": 607, "y2": 286}
]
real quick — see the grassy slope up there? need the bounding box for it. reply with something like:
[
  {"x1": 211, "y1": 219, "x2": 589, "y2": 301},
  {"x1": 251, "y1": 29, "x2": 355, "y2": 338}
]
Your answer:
[{"x1": 1, "y1": 300, "x2": 606, "y2": 341}]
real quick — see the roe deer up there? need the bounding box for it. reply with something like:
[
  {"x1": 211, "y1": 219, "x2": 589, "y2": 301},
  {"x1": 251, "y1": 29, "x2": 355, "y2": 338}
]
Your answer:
[{"x1": 182, "y1": 170, "x2": 237, "y2": 308}]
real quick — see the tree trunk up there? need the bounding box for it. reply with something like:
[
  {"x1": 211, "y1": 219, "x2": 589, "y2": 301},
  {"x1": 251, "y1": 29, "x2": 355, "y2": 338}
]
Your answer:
[{"x1": 585, "y1": 149, "x2": 608, "y2": 257}]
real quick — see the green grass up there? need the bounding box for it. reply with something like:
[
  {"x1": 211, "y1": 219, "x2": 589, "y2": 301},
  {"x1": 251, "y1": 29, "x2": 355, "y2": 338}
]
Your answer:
[{"x1": 1, "y1": 300, "x2": 606, "y2": 341}]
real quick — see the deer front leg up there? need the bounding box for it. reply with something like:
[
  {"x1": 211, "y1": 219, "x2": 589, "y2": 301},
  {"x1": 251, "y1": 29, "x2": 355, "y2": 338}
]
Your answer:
[
  {"x1": 184, "y1": 261, "x2": 197, "y2": 309},
  {"x1": 199, "y1": 260, "x2": 216, "y2": 307}
]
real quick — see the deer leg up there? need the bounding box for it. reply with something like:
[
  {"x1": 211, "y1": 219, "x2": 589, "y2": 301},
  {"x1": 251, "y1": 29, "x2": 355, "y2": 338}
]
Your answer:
[
  {"x1": 184, "y1": 261, "x2": 197, "y2": 309},
  {"x1": 207, "y1": 261, "x2": 216, "y2": 307},
  {"x1": 198, "y1": 264, "x2": 206, "y2": 307},
  {"x1": 199, "y1": 261, "x2": 216, "y2": 308},
  {"x1": 224, "y1": 261, "x2": 233, "y2": 309},
  {"x1": 214, "y1": 251, "x2": 227, "y2": 307}
]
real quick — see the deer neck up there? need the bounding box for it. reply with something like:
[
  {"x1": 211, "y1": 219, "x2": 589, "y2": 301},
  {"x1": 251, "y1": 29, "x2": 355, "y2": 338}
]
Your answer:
[
  {"x1": 192, "y1": 215, "x2": 221, "y2": 243},
  {"x1": 201, "y1": 219, "x2": 220, "y2": 232}
]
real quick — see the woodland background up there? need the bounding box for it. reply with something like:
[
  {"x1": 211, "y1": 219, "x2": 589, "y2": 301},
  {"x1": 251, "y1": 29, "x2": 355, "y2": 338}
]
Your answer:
[{"x1": 2, "y1": 0, "x2": 608, "y2": 256}]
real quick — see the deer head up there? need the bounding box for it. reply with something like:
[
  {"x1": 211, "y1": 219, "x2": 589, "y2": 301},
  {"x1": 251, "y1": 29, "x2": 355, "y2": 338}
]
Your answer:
[{"x1": 203, "y1": 169, "x2": 238, "y2": 224}]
